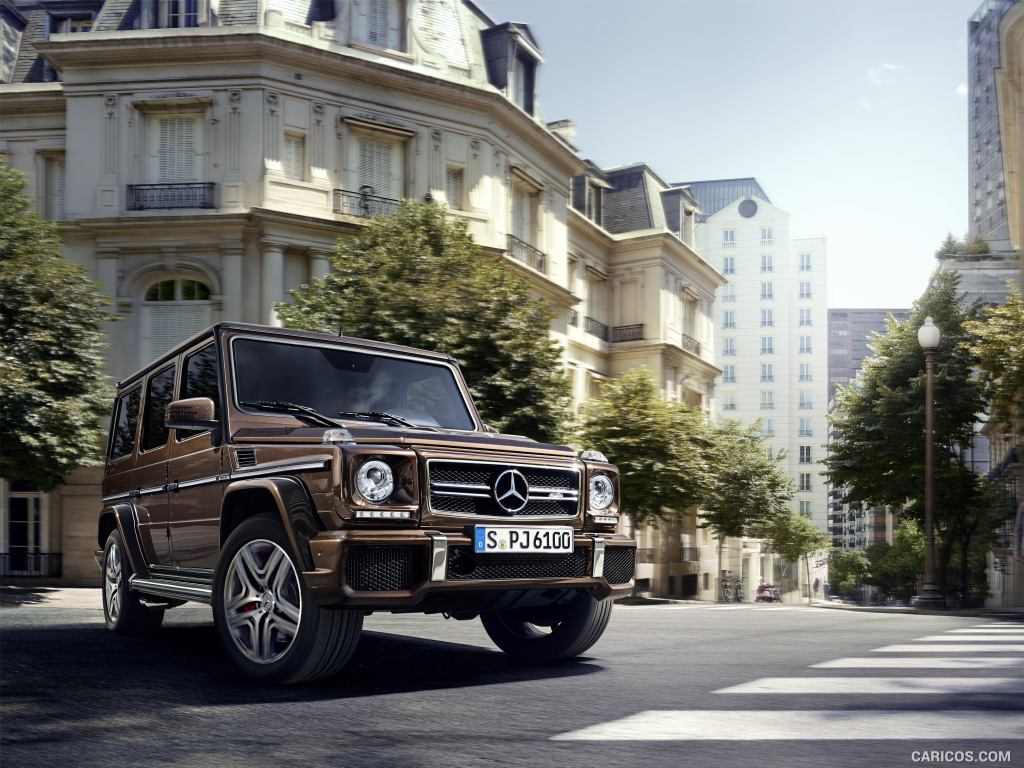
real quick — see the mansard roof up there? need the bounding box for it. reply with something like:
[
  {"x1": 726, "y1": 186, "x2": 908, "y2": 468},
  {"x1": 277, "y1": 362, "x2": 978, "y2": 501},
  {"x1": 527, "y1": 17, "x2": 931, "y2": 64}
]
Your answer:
[{"x1": 673, "y1": 177, "x2": 772, "y2": 222}]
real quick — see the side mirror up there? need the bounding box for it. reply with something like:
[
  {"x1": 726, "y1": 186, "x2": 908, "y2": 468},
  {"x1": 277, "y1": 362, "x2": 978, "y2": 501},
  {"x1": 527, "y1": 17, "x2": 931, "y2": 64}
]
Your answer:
[
  {"x1": 481, "y1": 422, "x2": 498, "y2": 434},
  {"x1": 165, "y1": 397, "x2": 219, "y2": 432}
]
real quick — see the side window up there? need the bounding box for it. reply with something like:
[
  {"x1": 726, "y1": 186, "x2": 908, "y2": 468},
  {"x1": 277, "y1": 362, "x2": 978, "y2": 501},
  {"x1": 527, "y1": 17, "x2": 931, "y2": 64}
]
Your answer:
[
  {"x1": 179, "y1": 343, "x2": 219, "y2": 439},
  {"x1": 141, "y1": 366, "x2": 176, "y2": 452},
  {"x1": 109, "y1": 387, "x2": 142, "y2": 461}
]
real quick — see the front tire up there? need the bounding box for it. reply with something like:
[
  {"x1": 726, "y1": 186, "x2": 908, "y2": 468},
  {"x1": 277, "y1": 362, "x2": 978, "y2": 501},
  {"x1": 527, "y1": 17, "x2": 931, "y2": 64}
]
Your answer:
[
  {"x1": 212, "y1": 515, "x2": 362, "y2": 684},
  {"x1": 102, "y1": 529, "x2": 164, "y2": 634},
  {"x1": 480, "y1": 591, "x2": 612, "y2": 663}
]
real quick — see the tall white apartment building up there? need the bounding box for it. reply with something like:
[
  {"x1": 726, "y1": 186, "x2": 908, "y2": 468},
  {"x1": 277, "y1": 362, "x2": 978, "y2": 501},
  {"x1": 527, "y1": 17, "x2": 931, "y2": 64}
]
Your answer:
[{"x1": 682, "y1": 179, "x2": 829, "y2": 533}]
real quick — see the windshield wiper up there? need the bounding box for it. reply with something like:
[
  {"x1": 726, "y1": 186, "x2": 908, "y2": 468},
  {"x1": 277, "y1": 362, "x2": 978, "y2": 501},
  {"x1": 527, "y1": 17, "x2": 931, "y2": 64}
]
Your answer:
[
  {"x1": 240, "y1": 401, "x2": 341, "y2": 428},
  {"x1": 337, "y1": 410, "x2": 432, "y2": 430}
]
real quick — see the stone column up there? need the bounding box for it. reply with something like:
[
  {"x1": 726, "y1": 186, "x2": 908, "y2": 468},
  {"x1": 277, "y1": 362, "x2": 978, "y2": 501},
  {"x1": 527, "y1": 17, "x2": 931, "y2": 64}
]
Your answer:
[
  {"x1": 220, "y1": 246, "x2": 243, "y2": 321},
  {"x1": 309, "y1": 248, "x2": 331, "y2": 281},
  {"x1": 261, "y1": 243, "x2": 285, "y2": 326}
]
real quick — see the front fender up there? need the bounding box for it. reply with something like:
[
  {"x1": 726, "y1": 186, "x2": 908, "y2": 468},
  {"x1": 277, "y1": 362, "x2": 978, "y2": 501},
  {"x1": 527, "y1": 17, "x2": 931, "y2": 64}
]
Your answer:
[
  {"x1": 97, "y1": 503, "x2": 150, "y2": 579},
  {"x1": 222, "y1": 477, "x2": 324, "y2": 571}
]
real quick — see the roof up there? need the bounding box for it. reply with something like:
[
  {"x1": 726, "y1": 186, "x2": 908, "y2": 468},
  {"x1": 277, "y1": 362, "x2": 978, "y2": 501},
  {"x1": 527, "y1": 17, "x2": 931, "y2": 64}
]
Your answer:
[{"x1": 673, "y1": 178, "x2": 772, "y2": 223}]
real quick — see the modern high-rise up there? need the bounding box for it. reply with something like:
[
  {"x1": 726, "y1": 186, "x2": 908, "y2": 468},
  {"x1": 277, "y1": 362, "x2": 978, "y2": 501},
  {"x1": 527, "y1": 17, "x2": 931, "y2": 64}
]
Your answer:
[
  {"x1": 682, "y1": 179, "x2": 829, "y2": 534},
  {"x1": 968, "y1": 0, "x2": 1021, "y2": 250},
  {"x1": 827, "y1": 308, "x2": 908, "y2": 403}
]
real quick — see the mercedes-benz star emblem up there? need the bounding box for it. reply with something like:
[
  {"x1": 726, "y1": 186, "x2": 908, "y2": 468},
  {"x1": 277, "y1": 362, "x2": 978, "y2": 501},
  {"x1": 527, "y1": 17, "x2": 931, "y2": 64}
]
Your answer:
[{"x1": 493, "y1": 469, "x2": 530, "y2": 514}]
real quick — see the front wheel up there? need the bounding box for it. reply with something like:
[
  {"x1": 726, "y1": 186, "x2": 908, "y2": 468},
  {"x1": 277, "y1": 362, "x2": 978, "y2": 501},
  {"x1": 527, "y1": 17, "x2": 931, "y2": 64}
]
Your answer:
[
  {"x1": 212, "y1": 515, "x2": 362, "y2": 684},
  {"x1": 480, "y1": 591, "x2": 612, "y2": 663}
]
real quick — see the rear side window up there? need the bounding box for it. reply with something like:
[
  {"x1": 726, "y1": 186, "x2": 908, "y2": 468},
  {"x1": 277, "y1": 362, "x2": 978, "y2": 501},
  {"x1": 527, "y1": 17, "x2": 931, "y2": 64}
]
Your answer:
[
  {"x1": 178, "y1": 344, "x2": 219, "y2": 440},
  {"x1": 141, "y1": 366, "x2": 176, "y2": 452},
  {"x1": 109, "y1": 386, "x2": 142, "y2": 461}
]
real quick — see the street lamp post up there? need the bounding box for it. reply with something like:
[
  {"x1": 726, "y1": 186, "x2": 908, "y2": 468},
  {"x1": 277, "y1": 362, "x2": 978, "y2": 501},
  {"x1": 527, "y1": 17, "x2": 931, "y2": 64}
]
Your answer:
[{"x1": 913, "y1": 316, "x2": 947, "y2": 610}]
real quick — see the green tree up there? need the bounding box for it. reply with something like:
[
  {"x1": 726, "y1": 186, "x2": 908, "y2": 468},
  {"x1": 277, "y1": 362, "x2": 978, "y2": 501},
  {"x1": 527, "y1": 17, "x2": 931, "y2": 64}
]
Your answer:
[
  {"x1": 866, "y1": 520, "x2": 924, "y2": 602},
  {"x1": 759, "y1": 513, "x2": 831, "y2": 603},
  {"x1": 0, "y1": 162, "x2": 114, "y2": 489},
  {"x1": 277, "y1": 201, "x2": 568, "y2": 442},
  {"x1": 702, "y1": 420, "x2": 793, "y2": 598},
  {"x1": 824, "y1": 269, "x2": 991, "y2": 599},
  {"x1": 966, "y1": 283, "x2": 1024, "y2": 431},
  {"x1": 828, "y1": 548, "x2": 871, "y2": 597},
  {"x1": 577, "y1": 368, "x2": 714, "y2": 527}
]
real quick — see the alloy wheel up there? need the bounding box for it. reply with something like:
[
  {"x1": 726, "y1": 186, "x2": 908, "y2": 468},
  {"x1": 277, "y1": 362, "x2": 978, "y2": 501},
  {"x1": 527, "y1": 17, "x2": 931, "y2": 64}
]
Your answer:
[{"x1": 105, "y1": 542, "x2": 122, "y2": 621}]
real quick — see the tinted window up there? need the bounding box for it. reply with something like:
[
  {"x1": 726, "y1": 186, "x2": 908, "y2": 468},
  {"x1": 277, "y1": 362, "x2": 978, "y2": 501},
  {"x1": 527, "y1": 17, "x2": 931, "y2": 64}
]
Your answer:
[
  {"x1": 109, "y1": 386, "x2": 142, "y2": 460},
  {"x1": 179, "y1": 344, "x2": 219, "y2": 439},
  {"x1": 141, "y1": 366, "x2": 176, "y2": 452},
  {"x1": 232, "y1": 339, "x2": 475, "y2": 431}
]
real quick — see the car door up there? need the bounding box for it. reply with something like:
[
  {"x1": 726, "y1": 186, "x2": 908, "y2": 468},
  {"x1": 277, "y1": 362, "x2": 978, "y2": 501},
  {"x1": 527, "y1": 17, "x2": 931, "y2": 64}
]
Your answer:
[
  {"x1": 135, "y1": 364, "x2": 177, "y2": 567},
  {"x1": 167, "y1": 340, "x2": 224, "y2": 571}
]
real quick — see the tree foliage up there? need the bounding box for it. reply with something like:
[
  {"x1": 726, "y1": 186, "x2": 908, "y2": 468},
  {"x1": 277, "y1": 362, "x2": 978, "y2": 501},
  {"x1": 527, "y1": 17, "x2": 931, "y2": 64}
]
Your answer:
[
  {"x1": 934, "y1": 232, "x2": 991, "y2": 260},
  {"x1": 577, "y1": 368, "x2": 714, "y2": 527},
  {"x1": 758, "y1": 512, "x2": 831, "y2": 600},
  {"x1": 866, "y1": 520, "x2": 924, "y2": 602},
  {"x1": 828, "y1": 549, "x2": 871, "y2": 595},
  {"x1": 0, "y1": 162, "x2": 115, "y2": 489},
  {"x1": 277, "y1": 201, "x2": 569, "y2": 442},
  {"x1": 965, "y1": 283, "x2": 1024, "y2": 430}
]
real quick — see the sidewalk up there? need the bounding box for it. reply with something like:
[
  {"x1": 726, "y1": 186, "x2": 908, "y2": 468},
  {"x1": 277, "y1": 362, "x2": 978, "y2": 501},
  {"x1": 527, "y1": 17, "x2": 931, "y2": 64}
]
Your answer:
[{"x1": 1, "y1": 586, "x2": 103, "y2": 610}]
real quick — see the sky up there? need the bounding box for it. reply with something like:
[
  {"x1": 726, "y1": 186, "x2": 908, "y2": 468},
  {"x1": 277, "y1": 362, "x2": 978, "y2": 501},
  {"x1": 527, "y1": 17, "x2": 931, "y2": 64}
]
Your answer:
[{"x1": 482, "y1": 0, "x2": 983, "y2": 309}]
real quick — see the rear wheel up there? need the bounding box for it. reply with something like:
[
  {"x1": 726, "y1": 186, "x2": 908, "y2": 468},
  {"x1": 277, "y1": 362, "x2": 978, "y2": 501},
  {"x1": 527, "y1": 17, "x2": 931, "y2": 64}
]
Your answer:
[
  {"x1": 213, "y1": 515, "x2": 362, "y2": 684},
  {"x1": 480, "y1": 591, "x2": 612, "y2": 662},
  {"x1": 102, "y1": 529, "x2": 164, "y2": 634}
]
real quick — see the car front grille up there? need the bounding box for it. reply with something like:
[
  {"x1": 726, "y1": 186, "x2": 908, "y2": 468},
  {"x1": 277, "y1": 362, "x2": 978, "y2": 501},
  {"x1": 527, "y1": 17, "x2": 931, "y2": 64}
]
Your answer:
[
  {"x1": 445, "y1": 546, "x2": 589, "y2": 581},
  {"x1": 603, "y1": 546, "x2": 636, "y2": 585},
  {"x1": 427, "y1": 459, "x2": 580, "y2": 519},
  {"x1": 345, "y1": 545, "x2": 427, "y2": 591}
]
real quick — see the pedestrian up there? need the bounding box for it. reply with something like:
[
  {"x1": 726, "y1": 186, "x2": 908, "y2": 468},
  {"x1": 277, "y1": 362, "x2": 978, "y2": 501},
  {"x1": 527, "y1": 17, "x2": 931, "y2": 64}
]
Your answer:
[{"x1": 1013, "y1": 501, "x2": 1024, "y2": 562}]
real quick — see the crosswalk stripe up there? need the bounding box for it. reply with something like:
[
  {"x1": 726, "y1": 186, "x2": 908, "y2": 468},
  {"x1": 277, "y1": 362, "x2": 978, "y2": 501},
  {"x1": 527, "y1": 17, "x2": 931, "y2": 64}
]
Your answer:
[
  {"x1": 972, "y1": 623, "x2": 1024, "y2": 628},
  {"x1": 872, "y1": 644, "x2": 1024, "y2": 653},
  {"x1": 813, "y1": 656, "x2": 1024, "y2": 669},
  {"x1": 551, "y1": 710, "x2": 1024, "y2": 741},
  {"x1": 916, "y1": 635, "x2": 1024, "y2": 642},
  {"x1": 952, "y1": 628, "x2": 1024, "y2": 633},
  {"x1": 714, "y1": 676, "x2": 1024, "y2": 695}
]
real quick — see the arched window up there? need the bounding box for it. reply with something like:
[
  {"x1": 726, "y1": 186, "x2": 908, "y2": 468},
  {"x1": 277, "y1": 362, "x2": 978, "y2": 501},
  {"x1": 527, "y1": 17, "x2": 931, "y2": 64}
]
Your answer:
[{"x1": 141, "y1": 278, "x2": 212, "y2": 362}]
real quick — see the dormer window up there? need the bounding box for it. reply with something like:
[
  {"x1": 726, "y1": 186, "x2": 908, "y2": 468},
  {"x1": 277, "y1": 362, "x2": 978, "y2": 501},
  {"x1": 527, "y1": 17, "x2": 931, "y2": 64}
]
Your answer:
[
  {"x1": 353, "y1": 0, "x2": 405, "y2": 52},
  {"x1": 138, "y1": 0, "x2": 200, "y2": 28},
  {"x1": 571, "y1": 174, "x2": 606, "y2": 227},
  {"x1": 482, "y1": 23, "x2": 542, "y2": 116}
]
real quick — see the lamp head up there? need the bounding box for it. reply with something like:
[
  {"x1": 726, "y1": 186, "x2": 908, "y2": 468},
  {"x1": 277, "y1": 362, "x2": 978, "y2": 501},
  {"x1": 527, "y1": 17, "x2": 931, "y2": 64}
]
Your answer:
[{"x1": 918, "y1": 316, "x2": 941, "y2": 351}]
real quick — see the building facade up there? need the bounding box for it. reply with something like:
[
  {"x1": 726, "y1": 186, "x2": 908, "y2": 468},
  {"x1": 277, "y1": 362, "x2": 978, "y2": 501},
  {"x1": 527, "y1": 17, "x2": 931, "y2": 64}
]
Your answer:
[
  {"x1": 0, "y1": 0, "x2": 731, "y2": 589},
  {"x1": 684, "y1": 179, "x2": 830, "y2": 536}
]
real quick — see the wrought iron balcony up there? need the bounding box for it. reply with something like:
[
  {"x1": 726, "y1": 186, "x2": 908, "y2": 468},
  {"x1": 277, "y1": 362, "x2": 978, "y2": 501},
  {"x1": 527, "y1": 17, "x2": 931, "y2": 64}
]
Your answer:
[
  {"x1": 0, "y1": 552, "x2": 62, "y2": 578},
  {"x1": 569, "y1": 309, "x2": 578, "y2": 327},
  {"x1": 333, "y1": 188, "x2": 401, "y2": 218},
  {"x1": 612, "y1": 324, "x2": 643, "y2": 342},
  {"x1": 126, "y1": 182, "x2": 215, "y2": 211},
  {"x1": 681, "y1": 333, "x2": 701, "y2": 355},
  {"x1": 506, "y1": 234, "x2": 547, "y2": 273},
  {"x1": 584, "y1": 316, "x2": 609, "y2": 341}
]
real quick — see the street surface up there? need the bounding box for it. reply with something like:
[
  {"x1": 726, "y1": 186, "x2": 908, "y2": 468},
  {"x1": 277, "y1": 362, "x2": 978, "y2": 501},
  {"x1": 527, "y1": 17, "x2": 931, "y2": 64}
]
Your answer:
[{"x1": 1, "y1": 589, "x2": 1022, "y2": 768}]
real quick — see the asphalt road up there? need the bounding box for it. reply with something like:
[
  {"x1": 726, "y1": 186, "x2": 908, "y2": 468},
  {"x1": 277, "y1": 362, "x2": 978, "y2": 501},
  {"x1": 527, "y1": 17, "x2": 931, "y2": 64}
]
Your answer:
[{"x1": 2, "y1": 590, "x2": 1022, "y2": 768}]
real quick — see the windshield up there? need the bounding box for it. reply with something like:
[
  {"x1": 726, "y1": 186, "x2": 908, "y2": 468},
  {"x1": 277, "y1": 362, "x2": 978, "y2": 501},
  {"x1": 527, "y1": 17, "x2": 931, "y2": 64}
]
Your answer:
[{"x1": 231, "y1": 338, "x2": 476, "y2": 431}]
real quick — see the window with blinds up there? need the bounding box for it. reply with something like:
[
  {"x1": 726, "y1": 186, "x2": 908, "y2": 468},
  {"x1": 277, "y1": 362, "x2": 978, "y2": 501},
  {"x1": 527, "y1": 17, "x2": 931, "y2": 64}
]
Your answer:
[
  {"x1": 511, "y1": 185, "x2": 535, "y2": 243},
  {"x1": 147, "y1": 115, "x2": 202, "y2": 183},
  {"x1": 445, "y1": 166, "x2": 463, "y2": 209},
  {"x1": 142, "y1": 279, "x2": 213, "y2": 362},
  {"x1": 284, "y1": 134, "x2": 305, "y2": 181},
  {"x1": 45, "y1": 156, "x2": 65, "y2": 220},
  {"x1": 356, "y1": 135, "x2": 402, "y2": 198},
  {"x1": 356, "y1": 0, "x2": 403, "y2": 50}
]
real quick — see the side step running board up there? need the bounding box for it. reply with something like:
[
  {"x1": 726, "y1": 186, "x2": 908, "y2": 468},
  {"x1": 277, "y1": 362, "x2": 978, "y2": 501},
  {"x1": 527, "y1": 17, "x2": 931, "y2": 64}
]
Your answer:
[{"x1": 129, "y1": 576, "x2": 213, "y2": 605}]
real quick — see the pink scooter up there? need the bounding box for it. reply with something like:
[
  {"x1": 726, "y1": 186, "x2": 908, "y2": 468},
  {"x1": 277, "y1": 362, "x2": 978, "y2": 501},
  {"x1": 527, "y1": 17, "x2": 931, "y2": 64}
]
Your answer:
[{"x1": 756, "y1": 583, "x2": 782, "y2": 603}]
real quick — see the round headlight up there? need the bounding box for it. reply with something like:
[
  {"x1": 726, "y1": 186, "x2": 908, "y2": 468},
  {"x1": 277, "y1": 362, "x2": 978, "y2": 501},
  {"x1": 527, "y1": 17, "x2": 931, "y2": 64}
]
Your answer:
[
  {"x1": 355, "y1": 460, "x2": 394, "y2": 503},
  {"x1": 589, "y1": 474, "x2": 614, "y2": 511}
]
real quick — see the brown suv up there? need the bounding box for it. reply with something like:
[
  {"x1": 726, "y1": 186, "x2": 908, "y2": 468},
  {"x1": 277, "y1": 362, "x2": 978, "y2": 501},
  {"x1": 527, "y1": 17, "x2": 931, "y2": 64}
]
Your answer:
[{"x1": 97, "y1": 323, "x2": 635, "y2": 683}]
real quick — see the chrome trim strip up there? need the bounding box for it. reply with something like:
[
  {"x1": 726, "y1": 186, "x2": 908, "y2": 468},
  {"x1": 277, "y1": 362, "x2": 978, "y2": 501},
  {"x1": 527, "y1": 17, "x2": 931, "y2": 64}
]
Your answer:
[
  {"x1": 528, "y1": 492, "x2": 579, "y2": 501},
  {"x1": 104, "y1": 460, "x2": 330, "y2": 502},
  {"x1": 426, "y1": 531, "x2": 447, "y2": 582},
  {"x1": 129, "y1": 576, "x2": 213, "y2": 604},
  {"x1": 431, "y1": 489, "x2": 491, "y2": 499},
  {"x1": 431, "y1": 482, "x2": 491, "y2": 491},
  {"x1": 139, "y1": 485, "x2": 165, "y2": 497},
  {"x1": 591, "y1": 537, "x2": 605, "y2": 579},
  {"x1": 175, "y1": 476, "x2": 222, "y2": 491},
  {"x1": 100, "y1": 492, "x2": 133, "y2": 505},
  {"x1": 229, "y1": 459, "x2": 330, "y2": 480}
]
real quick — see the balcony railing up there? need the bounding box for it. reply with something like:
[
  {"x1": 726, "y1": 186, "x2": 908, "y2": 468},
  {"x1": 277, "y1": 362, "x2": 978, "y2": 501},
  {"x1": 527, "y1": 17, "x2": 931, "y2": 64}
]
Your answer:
[
  {"x1": 636, "y1": 547, "x2": 699, "y2": 564},
  {"x1": 506, "y1": 234, "x2": 547, "y2": 273},
  {"x1": 584, "y1": 316, "x2": 609, "y2": 341},
  {"x1": 333, "y1": 188, "x2": 401, "y2": 218},
  {"x1": 568, "y1": 309, "x2": 578, "y2": 327},
  {"x1": 0, "y1": 552, "x2": 62, "y2": 578},
  {"x1": 612, "y1": 324, "x2": 643, "y2": 342},
  {"x1": 681, "y1": 333, "x2": 701, "y2": 355},
  {"x1": 126, "y1": 183, "x2": 215, "y2": 211}
]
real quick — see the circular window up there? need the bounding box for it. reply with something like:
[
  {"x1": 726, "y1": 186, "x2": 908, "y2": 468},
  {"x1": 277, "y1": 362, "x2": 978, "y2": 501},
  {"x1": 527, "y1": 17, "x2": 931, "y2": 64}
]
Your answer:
[{"x1": 738, "y1": 199, "x2": 758, "y2": 218}]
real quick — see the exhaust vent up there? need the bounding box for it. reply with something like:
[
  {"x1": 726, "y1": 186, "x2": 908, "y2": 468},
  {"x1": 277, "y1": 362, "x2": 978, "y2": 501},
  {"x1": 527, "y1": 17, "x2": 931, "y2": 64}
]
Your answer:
[{"x1": 235, "y1": 449, "x2": 257, "y2": 469}]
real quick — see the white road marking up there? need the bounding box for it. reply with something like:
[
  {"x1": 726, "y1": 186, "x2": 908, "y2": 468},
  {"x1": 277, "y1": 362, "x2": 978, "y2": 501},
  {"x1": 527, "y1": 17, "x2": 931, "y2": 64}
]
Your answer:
[
  {"x1": 972, "y1": 623, "x2": 1024, "y2": 628},
  {"x1": 813, "y1": 656, "x2": 1024, "y2": 669},
  {"x1": 916, "y1": 634, "x2": 1024, "y2": 642},
  {"x1": 551, "y1": 710, "x2": 1024, "y2": 741},
  {"x1": 714, "y1": 676, "x2": 1024, "y2": 695},
  {"x1": 952, "y1": 627, "x2": 1024, "y2": 633},
  {"x1": 873, "y1": 644, "x2": 1024, "y2": 653}
]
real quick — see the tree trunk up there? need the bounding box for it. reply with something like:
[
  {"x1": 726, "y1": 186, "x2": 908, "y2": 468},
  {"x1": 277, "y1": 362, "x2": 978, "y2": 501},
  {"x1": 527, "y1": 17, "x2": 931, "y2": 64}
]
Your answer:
[{"x1": 717, "y1": 536, "x2": 724, "y2": 603}]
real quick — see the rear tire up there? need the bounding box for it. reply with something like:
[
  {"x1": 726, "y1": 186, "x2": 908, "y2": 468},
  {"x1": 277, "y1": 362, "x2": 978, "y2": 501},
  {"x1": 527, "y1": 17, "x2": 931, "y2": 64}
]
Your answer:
[
  {"x1": 101, "y1": 529, "x2": 164, "y2": 634},
  {"x1": 212, "y1": 514, "x2": 362, "y2": 684},
  {"x1": 480, "y1": 591, "x2": 612, "y2": 663}
]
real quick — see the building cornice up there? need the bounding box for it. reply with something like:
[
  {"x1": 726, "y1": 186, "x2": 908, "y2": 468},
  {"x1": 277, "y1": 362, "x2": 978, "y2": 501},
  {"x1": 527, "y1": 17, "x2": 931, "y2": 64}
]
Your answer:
[
  {"x1": 609, "y1": 230, "x2": 726, "y2": 289},
  {"x1": 33, "y1": 28, "x2": 587, "y2": 178},
  {"x1": 0, "y1": 83, "x2": 66, "y2": 114}
]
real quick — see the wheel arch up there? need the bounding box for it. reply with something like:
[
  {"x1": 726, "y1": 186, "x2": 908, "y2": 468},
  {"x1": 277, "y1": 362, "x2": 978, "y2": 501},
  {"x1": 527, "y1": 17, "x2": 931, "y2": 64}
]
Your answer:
[
  {"x1": 221, "y1": 478, "x2": 323, "y2": 571},
  {"x1": 98, "y1": 504, "x2": 150, "y2": 579}
]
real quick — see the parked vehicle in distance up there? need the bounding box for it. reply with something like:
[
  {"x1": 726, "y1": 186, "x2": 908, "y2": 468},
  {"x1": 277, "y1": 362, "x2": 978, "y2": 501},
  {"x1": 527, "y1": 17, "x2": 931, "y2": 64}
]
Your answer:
[{"x1": 97, "y1": 323, "x2": 635, "y2": 683}]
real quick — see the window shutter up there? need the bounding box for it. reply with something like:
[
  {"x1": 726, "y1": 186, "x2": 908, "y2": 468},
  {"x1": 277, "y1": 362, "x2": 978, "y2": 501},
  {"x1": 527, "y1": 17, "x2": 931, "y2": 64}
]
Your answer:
[
  {"x1": 156, "y1": 116, "x2": 198, "y2": 182},
  {"x1": 46, "y1": 157, "x2": 65, "y2": 220},
  {"x1": 284, "y1": 135, "x2": 305, "y2": 180},
  {"x1": 357, "y1": 136, "x2": 399, "y2": 198},
  {"x1": 368, "y1": 0, "x2": 388, "y2": 46},
  {"x1": 145, "y1": 303, "x2": 211, "y2": 359},
  {"x1": 445, "y1": 167, "x2": 463, "y2": 209},
  {"x1": 386, "y1": 0, "x2": 401, "y2": 50}
]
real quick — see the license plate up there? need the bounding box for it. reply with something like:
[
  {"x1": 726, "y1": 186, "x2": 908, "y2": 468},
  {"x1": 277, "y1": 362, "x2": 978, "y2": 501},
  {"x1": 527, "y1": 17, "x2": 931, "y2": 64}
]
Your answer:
[{"x1": 474, "y1": 526, "x2": 573, "y2": 554}]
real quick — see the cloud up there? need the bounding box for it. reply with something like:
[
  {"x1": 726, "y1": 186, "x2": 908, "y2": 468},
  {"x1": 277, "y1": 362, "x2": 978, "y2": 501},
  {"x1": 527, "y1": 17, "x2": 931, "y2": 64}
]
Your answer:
[
  {"x1": 955, "y1": 82, "x2": 968, "y2": 97},
  {"x1": 867, "y1": 63, "x2": 911, "y2": 86}
]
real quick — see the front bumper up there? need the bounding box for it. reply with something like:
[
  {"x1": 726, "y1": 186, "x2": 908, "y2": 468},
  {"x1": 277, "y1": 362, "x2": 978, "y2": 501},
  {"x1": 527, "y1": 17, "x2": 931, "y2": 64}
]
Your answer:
[{"x1": 302, "y1": 529, "x2": 636, "y2": 610}]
